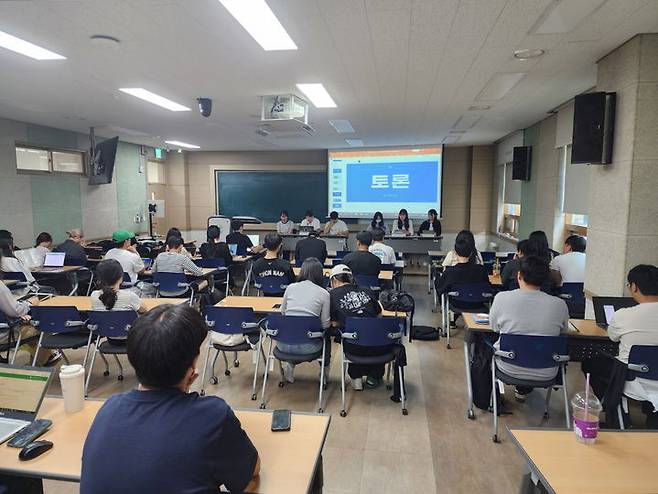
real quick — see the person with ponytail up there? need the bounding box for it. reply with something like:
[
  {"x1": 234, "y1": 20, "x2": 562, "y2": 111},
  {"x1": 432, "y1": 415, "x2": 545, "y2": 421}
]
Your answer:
[
  {"x1": 91, "y1": 260, "x2": 147, "y2": 343},
  {"x1": 391, "y1": 208, "x2": 413, "y2": 236}
]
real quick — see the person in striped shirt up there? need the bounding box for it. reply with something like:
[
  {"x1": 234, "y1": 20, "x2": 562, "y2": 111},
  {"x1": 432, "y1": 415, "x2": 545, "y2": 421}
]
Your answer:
[{"x1": 152, "y1": 236, "x2": 204, "y2": 276}]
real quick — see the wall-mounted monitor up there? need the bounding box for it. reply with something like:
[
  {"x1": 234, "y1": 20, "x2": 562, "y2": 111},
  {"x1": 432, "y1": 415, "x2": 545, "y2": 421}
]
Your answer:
[{"x1": 89, "y1": 136, "x2": 119, "y2": 185}]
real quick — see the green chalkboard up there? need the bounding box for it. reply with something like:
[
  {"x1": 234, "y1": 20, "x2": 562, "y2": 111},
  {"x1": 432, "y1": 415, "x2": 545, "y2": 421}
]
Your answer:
[{"x1": 216, "y1": 171, "x2": 328, "y2": 223}]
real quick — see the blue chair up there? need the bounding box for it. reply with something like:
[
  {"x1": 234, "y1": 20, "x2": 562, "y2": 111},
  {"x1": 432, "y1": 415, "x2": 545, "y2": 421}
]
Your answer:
[
  {"x1": 334, "y1": 251, "x2": 349, "y2": 259},
  {"x1": 331, "y1": 258, "x2": 344, "y2": 267},
  {"x1": 1, "y1": 272, "x2": 31, "y2": 289},
  {"x1": 259, "y1": 315, "x2": 327, "y2": 412},
  {"x1": 617, "y1": 345, "x2": 658, "y2": 429},
  {"x1": 354, "y1": 274, "x2": 381, "y2": 293},
  {"x1": 557, "y1": 282, "x2": 585, "y2": 319},
  {"x1": 85, "y1": 310, "x2": 138, "y2": 394},
  {"x1": 490, "y1": 334, "x2": 570, "y2": 443},
  {"x1": 201, "y1": 306, "x2": 264, "y2": 399},
  {"x1": 339, "y1": 317, "x2": 406, "y2": 417},
  {"x1": 442, "y1": 282, "x2": 494, "y2": 349},
  {"x1": 152, "y1": 272, "x2": 194, "y2": 304},
  {"x1": 194, "y1": 258, "x2": 230, "y2": 296},
  {"x1": 253, "y1": 275, "x2": 289, "y2": 297},
  {"x1": 29, "y1": 306, "x2": 92, "y2": 367}
]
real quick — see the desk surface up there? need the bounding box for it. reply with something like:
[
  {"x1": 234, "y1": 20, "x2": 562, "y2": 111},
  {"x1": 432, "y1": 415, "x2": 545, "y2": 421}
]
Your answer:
[
  {"x1": 462, "y1": 313, "x2": 609, "y2": 339},
  {"x1": 143, "y1": 267, "x2": 217, "y2": 277},
  {"x1": 31, "y1": 266, "x2": 81, "y2": 275},
  {"x1": 0, "y1": 397, "x2": 330, "y2": 494},
  {"x1": 509, "y1": 428, "x2": 658, "y2": 494},
  {"x1": 292, "y1": 267, "x2": 393, "y2": 280},
  {"x1": 1, "y1": 279, "x2": 17, "y2": 286},
  {"x1": 39, "y1": 296, "x2": 186, "y2": 311}
]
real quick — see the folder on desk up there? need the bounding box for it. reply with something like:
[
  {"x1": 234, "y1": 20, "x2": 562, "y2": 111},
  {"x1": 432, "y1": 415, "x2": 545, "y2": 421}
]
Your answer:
[{"x1": 474, "y1": 313, "x2": 489, "y2": 324}]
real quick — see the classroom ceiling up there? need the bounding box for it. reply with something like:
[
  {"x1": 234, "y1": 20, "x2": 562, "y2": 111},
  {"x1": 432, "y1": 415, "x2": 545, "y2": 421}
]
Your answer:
[{"x1": 0, "y1": 0, "x2": 657, "y2": 151}]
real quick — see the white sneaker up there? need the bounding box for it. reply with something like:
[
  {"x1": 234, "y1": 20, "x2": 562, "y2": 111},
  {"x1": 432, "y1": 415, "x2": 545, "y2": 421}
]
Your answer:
[
  {"x1": 350, "y1": 377, "x2": 363, "y2": 391},
  {"x1": 282, "y1": 362, "x2": 295, "y2": 383}
]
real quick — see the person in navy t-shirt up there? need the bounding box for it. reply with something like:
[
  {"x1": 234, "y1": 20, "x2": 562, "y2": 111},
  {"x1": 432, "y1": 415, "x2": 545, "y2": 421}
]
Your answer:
[{"x1": 81, "y1": 304, "x2": 260, "y2": 494}]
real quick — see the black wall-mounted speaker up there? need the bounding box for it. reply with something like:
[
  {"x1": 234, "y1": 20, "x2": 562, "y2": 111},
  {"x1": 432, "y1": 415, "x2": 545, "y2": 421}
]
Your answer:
[
  {"x1": 512, "y1": 146, "x2": 531, "y2": 181},
  {"x1": 571, "y1": 92, "x2": 616, "y2": 164}
]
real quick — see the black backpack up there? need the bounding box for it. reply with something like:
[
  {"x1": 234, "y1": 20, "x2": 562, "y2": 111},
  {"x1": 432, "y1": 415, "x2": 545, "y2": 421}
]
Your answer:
[
  {"x1": 471, "y1": 336, "x2": 495, "y2": 410},
  {"x1": 379, "y1": 290, "x2": 414, "y2": 313}
]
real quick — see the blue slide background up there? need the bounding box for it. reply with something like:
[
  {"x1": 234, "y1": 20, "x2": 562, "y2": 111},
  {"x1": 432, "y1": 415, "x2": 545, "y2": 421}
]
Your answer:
[{"x1": 345, "y1": 161, "x2": 438, "y2": 203}]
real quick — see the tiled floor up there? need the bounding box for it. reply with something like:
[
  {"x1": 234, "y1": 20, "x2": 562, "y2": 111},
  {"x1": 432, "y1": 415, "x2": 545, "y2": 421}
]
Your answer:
[{"x1": 37, "y1": 276, "x2": 582, "y2": 494}]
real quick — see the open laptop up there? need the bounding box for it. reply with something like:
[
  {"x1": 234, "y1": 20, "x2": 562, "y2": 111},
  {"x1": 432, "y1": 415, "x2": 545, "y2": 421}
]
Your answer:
[
  {"x1": 247, "y1": 234, "x2": 260, "y2": 246},
  {"x1": 141, "y1": 258, "x2": 152, "y2": 269},
  {"x1": 228, "y1": 244, "x2": 238, "y2": 256},
  {"x1": 0, "y1": 364, "x2": 54, "y2": 444},
  {"x1": 592, "y1": 296, "x2": 638, "y2": 328},
  {"x1": 39, "y1": 252, "x2": 66, "y2": 272}
]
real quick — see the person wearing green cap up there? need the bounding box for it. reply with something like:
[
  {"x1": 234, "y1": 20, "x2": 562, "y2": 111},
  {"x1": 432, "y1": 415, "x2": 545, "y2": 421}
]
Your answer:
[{"x1": 105, "y1": 230, "x2": 145, "y2": 285}]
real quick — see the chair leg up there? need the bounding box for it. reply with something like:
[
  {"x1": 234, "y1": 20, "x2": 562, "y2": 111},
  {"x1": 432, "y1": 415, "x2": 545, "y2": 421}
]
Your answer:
[
  {"x1": 340, "y1": 352, "x2": 347, "y2": 417},
  {"x1": 398, "y1": 364, "x2": 407, "y2": 416},
  {"x1": 200, "y1": 341, "x2": 212, "y2": 396},
  {"x1": 385, "y1": 362, "x2": 392, "y2": 390},
  {"x1": 233, "y1": 351, "x2": 239, "y2": 368},
  {"x1": 60, "y1": 350, "x2": 70, "y2": 365},
  {"x1": 81, "y1": 332, "x2": 94, "y2": 369},
  {"x1": 210, "y1": 348, "x2": 221, "y2": 383},
  {"x1": 618, "y1": 402, "x2": 626, "y2": 430},
  {"x1": 492, "y1": 359, "x2": 499, "y2": 443},
  {"x1": 464, "y1": 341, "x2": 475, "y2": 420},
  {"x1": 10, "y1": 331, "x2": 22, "y2": 365},
  {"x1": 31, "y1": 333, "x2": 44, "y2": 367},
  {"x1": 84, "y1": 342, "x2": 100, "y2": 396},
  {"x1": 317, "y1": 343, "x2": 326, "y2": 413},
  {"x1": 544, "y1": 386, "x2": 553, "y2": 419},
  {"x1": 561, "y1": 365, "x2": 570, "y2": 428},
  {"x1": 222, "y1": 351, "x2": 230, "y2": 376},
  {"x1": 99, "y1": 352, "x2": 110, "y2": 375},
  {"x1": 113, "y1": 354, "x2": 124, "y2": 379},
  {"x1": 250, "y1": 337, "x2": 262, "y2": 401},
  {"x1": 259, "y1": 339, "x2": 274, "y2": 409}
]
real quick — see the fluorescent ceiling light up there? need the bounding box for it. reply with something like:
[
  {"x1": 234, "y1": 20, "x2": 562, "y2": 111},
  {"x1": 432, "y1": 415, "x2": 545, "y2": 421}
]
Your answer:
[
  {"x1": 329, "y1": 119, "x2": 355, "y2": 134},
  {"x1": 219, "y1": 0, "x2": 297, "y2": 51},
  {"x1": 119, "y1": 88, "x2": 191, "y2": 112},
  {"x1": 531, "y1": 0, "x2": 606, "y2": 35},
  {"x1": 165, "y1": 140, "x2": 200, "y2": 149},
  {"x1": 476, "y1": 73, "x2": 526, "y2": 101},
  {"x1": 345, "y1": 139, "x2": 364, "y2": 147},
  {"x1": 0, "y1": 30, "x2": 65, "y2": 60},
  {"x1": 296, "y1": 83, "x2": 337, "y2": 108}
]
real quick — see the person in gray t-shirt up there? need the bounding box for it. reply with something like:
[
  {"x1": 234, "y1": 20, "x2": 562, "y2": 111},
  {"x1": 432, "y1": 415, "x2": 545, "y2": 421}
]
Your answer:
[{"x1": 490, "y1": 256, "x2": 569, "y2": 402}]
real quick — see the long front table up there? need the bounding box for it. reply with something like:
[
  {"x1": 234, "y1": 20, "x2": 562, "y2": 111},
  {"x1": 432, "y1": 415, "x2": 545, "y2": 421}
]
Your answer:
[{"x1": 0, "y1": 397, "x2": 331, "y2": 494}]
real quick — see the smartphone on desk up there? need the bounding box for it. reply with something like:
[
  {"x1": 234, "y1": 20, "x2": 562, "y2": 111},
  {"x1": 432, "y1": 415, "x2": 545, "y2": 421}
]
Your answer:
[
  {"x1": 271, "y1": 409, "x2": 291, "y2": 432},
  {"x1": 272, "y1": 303, "x2": 282, "y2": 309}
]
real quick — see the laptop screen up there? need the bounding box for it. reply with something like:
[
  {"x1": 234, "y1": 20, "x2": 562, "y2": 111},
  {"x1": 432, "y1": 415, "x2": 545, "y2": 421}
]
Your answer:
[
  {"x1": 44, "y1": 252, "x2": 66, "y2": 267},
  {"x1": 0, "y1": 366, "x2": 52, "y2": 415},
  {"x1": 228, "y1": 244, "x2": 238, "y2": 256},
  {"x1": 247, "y1": 234, "x2": 260, "y2": 246},
  {"x1": 603, "y1": 305, "x2": 616, "y2": 326},
  {"x1": 141, "y1": 258, "x2": 152, "y2": 269},
  {"x1": 593, "y1": 296, "x2": 637, "y2": 326}
]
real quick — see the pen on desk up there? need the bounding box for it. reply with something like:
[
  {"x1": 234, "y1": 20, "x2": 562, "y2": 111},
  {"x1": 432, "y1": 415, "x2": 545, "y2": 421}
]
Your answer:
[{"x1": 569, "y1": 321, "x2": 579, "y2": 332}]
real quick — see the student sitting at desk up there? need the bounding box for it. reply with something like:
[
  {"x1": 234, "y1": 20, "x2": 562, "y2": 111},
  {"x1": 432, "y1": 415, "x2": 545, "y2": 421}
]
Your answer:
[
  {"x1": 81, "y1": 304, "x2": 260, "y2": 493},
  {"x1": 299, "y1": 209, "x2": 321, "y2": 231},
  {"x1": 528, "y1": 230, "x2": 553, "y2": 263},
  {"x1": 152, "y1": 236, "x2": 204, "y2": 277},
  {"x1": 252, "y1": 234, "x2": 295, "y2": 297},
  {"x1": 391, "y1": 208, "x2": 413, "y2": 236},
  {"x1": 501, "y1": 239, "x2": 532, "y2": 289},
  {"x1": 367, "y1": 211, "x2": 388, "y2": 235},
  {"x1": 276, "y1": 209, "x2": 295, "y2": 235},
  {"x1": 199, "y1": 225, "x2": 233, "y2": 267},
  {"x1": 165, "y1": 227, "x2": 193, "y2": 258},
  {"x1": 34, "y1": 231, "x2": 53, "y2": 266},
  {"x1": 489, "y1": 256, "x2": 569, "y2": 402},
  {"x1": 550, "y1": 234, "x2": 586, "y2": 286},
  {"x1": 368, "y1": 228, "x2": 396, "y2": 265},
  {"x1": 582, "y1": 264, "x2": 658, "y2": 427},
  {"x1": 279, "y1": 258, "x2": 331, "y2": 384},
  {"x1": 295, "y1": 229, "x2": 327, "y2": 265},
  {"x1": 105, "y1": 230, "x2": 145, "y2": 285},
  {"x1": 329, "y1": 264, "x2": 383, "y2": 390},
  {"x1": 0, "y1": 237, "x2": 35, "y2": 283},
  {"x1": 226, "y1": 220, "x2": 263, "y2": 255},
  {"x1": 343, "y1": 231, "x2": 382, "y2": 277},
  {"x1": 417, "y1": 208, "x2": 442, "y2": 236},
  {"x1": 322, "y1": 211, "x2": 349, "y2": 237},
  {"x1": 442, "y1": 230, "x2": 483, "y2": 267},
  {"x1": 53, "y1": 228, "x2": 87, "y2": 266}
]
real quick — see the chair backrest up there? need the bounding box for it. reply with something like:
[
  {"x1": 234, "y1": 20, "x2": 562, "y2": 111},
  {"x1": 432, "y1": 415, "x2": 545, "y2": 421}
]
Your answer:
[
  {"x1": 447, "y1": 282, "x2": 494, "y2": 303},
  {"x1": 343, "y1": 317, "x2": 403, "y2": 347},
  {"x1": 380, "y1": 263, "x2": 395, "y2": 272},
  {"x1": 558, "y1": 282, "x2": 585, "y2": 317},
  {"x1": 481, "y1": 251, "x2": 496, "y2": 263},
  {"x1": 2, "y1": 272, "x2": 28, "y2": 282},
  {"x1": 87, "y1": 310, "x2": 138, "y2": 338},
  {"x1": 194, "y1": 257, "x2": 226, "y2": 269},
  {"x1": 254, "y1": 275, "x2": 289, "y2": 295},
  {"x1": 29, "y1": 306, "x2": 85, "y2": 334},
  {"x1": 354, "y1": 275, "x2": 381, "y2": 291},
  {"x1": 331, "y1": 258, "x2": 343, "y2": 267},
  {"x1": 153, "y1": 272, "x2": 189, "y2": 294},
  {"x1": 627, "y1": 345, "x2": 658, "y2": 381},
  {"x1": 498, "y1": 334, "x2": 569, "y2": 369},
  {"x1": 203, "y1": 306, "x2": 255, "y2": 335},
  {"x1": 335, "y1": 251, "x2": 349, "y2": 259},
  {"x1": 264, "y1": 314, "x2": 323, "y2": 345}
]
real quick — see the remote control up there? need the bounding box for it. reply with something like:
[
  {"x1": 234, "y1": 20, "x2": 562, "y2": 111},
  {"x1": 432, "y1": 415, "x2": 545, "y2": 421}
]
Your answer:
[{"x1": 8, "y1": 419, "x2": 52, "y2": 448}]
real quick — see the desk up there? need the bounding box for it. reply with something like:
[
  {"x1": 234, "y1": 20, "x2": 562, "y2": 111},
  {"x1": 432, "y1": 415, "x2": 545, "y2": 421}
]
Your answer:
[
  {"x1": 281, "y1": 234, "x2": 347, "y2": 253},
  {"x1": 292, "y1": 267, "x2": 393, "y2": 280},
  {"x1": 39, "y1": 296, "x2": 186, "y2": 311},
  {"x1": 509, "y1": 428, "x2": 658, "y2": 494},
  {"x1": 31, "y1": 266, "x2": 81, "y2": 275},
  {"x1": 0, "y1": 397, "x2": 331, "y2": 494},
  {"x1": 2, "y1": 279, "x2": 17, "y2": 287},
  {"x1": 489, "y1": 274, "x2": 501, "y2": 285}
]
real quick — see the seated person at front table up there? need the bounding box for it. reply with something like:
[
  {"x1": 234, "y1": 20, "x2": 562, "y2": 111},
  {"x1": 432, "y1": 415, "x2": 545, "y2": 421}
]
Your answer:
[
  {"x1": 442, "y1": 230, "x2": 483, "y2": 267},
  {"x1": 367, "y1": 211, "x2": 388, "y2": 235},
  {"x1": 329, "y1": 264, "x2": 384, "y2": 390},
  {"x1": 152, "y1": 236, "x2": 204, "y2": 276},
  {"x1": 299, "y1": 209, "x2": 321, "y2": 231},
  {"x1": 34, "y1": 231, "x2": 53, "y2": 266},
  {"x1": 582, "y1": 265, "x2": 658, "y2": 427},
  {"x1": 105, "y1": 230, "x2": 145, "y2": 285},
  {"x1": 368, "y1": 228, "x2": 396, "y2": 265},
  {"x1": 53, "y1": 228, "x2": 87, "y2": 266},
  {"x1": 81, "y1": 304, "x2": 260, "y2": 494},
  {"x1": 489, "y1": 256, "x2": 569, "y2": 402},
  {"x1": 501, "y1": 239, "x2": 533, "y2": 289},
  {"x1": 226, "y1": 220, "x2": 264, "y2": 256},
  {"x1": 550, "y1": 234, "x2": 586, "y2": 286},
  {"x1": 276, "y1": 209, "x2": 295, "y2": 235},
  {"x1": 417, "y1": 208, "x2": 442, "y2": 236},
  {"x1": 279, "y1": 258, "x2": 331, "y2": 383},
  {"x1": 322, "y1": 211, "x2": 349, "y2": 237},
  {"x1": 390, "y1": 209, "x2": 414, "y2": 236},
  {"x1": 342, "y1": 231, "x2": 382, "y2": 277},
  {"x1": 295, "y1": 229, "x2": 327, "y2": 265},
  {"x1": 199, "y1": 225, "x2": 233, "y2": 267},
  {"x1": 251, "y1": 233, "x2": 295, "y2": 297},
  {"x1": 0, "y1": 237, "x2": 35, "y2": 283}
]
